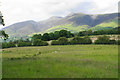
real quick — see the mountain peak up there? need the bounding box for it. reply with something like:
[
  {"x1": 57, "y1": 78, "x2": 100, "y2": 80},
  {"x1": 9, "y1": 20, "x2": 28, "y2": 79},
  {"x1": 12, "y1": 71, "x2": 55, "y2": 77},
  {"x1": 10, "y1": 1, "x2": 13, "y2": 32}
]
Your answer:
[
  {"x1": 3, "y1": 13, "x2": 119, "y2": 38},
  {"x1": 48, "y1": 16, "x2": 62, "y2": 20},
  {"x1": 67, "y1": 12, "x2": 86, "y2": 17}
]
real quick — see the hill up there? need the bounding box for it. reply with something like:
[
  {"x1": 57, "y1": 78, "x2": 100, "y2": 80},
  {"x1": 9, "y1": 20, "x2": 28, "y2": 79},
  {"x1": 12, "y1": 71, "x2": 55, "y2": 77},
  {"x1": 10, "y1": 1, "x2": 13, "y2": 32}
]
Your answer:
[{"x1": 3, "y1": 13, "x2": 119, "y2": 39}]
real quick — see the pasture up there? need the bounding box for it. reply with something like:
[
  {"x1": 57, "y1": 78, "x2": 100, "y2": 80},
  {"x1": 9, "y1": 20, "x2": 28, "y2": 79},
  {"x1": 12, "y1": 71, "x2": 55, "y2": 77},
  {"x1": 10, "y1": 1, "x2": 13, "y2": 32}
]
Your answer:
[{"x1": 2, "y1": 45, "x2": 118, "y2": 78}]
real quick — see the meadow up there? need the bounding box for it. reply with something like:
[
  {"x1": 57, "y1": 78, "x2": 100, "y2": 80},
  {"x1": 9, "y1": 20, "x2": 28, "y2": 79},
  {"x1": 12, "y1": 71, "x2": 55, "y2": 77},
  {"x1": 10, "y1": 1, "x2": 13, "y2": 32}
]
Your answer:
[{"x1": 2, "y1": 45, "x2": 118, "y2": 78}]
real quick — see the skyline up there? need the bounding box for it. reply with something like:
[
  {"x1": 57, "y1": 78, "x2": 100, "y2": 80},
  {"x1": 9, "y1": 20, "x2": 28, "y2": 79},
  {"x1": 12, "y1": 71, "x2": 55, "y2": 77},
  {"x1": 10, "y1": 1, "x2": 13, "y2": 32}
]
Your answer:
[{"x1": 0, "y1": 0, "x2": 119, "y2": 29}]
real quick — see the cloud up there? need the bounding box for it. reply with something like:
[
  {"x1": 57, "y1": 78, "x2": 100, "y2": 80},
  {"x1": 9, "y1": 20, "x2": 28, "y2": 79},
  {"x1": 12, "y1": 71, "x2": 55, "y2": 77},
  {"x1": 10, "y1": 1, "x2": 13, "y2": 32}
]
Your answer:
[{"x1": 0, "y1": 0, "x2": 119, "y2": 29}]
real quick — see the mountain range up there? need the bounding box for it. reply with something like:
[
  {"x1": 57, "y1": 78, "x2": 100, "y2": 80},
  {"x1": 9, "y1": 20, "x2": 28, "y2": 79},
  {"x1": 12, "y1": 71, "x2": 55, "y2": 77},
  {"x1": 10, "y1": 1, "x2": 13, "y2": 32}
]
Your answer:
[{"x1": 3, "y1": 12, "x2": 119, "y2": 39}]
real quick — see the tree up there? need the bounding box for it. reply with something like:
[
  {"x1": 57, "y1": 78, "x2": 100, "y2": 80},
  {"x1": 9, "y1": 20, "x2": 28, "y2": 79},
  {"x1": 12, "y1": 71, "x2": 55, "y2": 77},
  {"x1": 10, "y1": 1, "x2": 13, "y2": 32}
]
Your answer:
[
  {"x1": 70, "y1": 36, "x2": 83, "y2": 44},
  {"x1": 0, "y1": 12, "x2": 5, "y2": 26},
  {"x1": 2, "y1": 42, "x2": 16, "y2": 48},
  {"x1": 17, "y1": 42, "x2": 32, "y2": 47},
  {"x1": 94, "y1": 36, "x2": 110, "y2": 44},
  {"x1": 58, "y1": 37, "x2": 68, "y2": 45},
  {"x1": 49, "y1": 32, "x2": 55, "y2": 40},
  {"x1": 85, "y1": 30, "x2": 92, "y2": 36},
  {"x1": 54, "y1": 31, "x2": 60, "y2": 40},
  {"x1": 66, "y1": 31, "x2": 74, "y2": 38},
  {"x1": 59, "y1": 30, "x2": 68, "y2": 37},
  {"x1": 42, "y1": 33, "x2": 50, "y2": 41},
  {"x1": 31, "y1": 34, "x2": 42, "y2": 41},
  {"x1": 70, "y1": 36, "x2": 92, "y2": 44},
  {"x1": 78, "y1": 31, "x2": 85, "y2": 36},
  {"x1": 0, "y1": 30, "x2": 9, "y2": 40},
  {"x1": 33, "y1": 39, "x2": 48, "y2": 46},
  {"x1": 51, "y1": 40, "x2": 59, "y2": 45},
  {"x1": 82, "y1": 36, "x2": 92, "y2": 44}
]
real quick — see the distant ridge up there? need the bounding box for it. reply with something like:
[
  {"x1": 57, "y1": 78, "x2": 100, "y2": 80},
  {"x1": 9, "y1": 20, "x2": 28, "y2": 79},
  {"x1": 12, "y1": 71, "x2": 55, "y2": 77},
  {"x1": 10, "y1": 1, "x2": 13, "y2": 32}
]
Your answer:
[{"x1": 3, "y1": 13, "x2": 119, "y2": 38}]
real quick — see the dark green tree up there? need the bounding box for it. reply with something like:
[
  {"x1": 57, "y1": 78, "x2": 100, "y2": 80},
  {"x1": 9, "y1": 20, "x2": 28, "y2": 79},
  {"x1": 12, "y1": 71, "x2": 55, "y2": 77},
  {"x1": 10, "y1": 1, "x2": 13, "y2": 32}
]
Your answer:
[
  {"x1": 32, "y1": 34, "x2": 42, "y2": 41},
  {"x1": 58, "y1": 37, "x2": 68, "y2": 45},
  {"x1": 54, "y1": 31, "x2": 60, "y2": 40},
  {"x1": 42, "y1": 33, "x2": 50, "y2": 41},
  {"x1": 49, "y1": 32, "x2": 55, "y2": 40},
  {"x1": 59, "y1": 30, "x2": 68, "y2": 37},
  {"x1": 0, "y1": 30, "x2": 9, "y2": 40},
  {"x1": 33, "y1": 39, "x2": 48, "y2": 46}
]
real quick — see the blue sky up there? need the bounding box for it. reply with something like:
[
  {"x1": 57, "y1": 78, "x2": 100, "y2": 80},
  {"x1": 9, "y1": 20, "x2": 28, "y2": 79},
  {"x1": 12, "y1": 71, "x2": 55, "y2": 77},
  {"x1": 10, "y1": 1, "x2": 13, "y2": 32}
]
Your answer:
[{"x1": 0, "y1": 0, "x2": 119, "y2": 29}]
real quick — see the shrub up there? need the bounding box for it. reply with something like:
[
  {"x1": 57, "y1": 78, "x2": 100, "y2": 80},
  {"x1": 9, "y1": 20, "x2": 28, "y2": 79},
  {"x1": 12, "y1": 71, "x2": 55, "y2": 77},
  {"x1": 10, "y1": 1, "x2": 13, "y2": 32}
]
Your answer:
[
  {"x1": 70, "y1": 36, "x2": 83, "y2": 44},
  {"x1": 116, "y1": 40, "x2": 120, "y2": 45},
  {"x1": 51, "y1": 37, "x2": 69, "y2": 45},
  {"x1": 17, "y1": 42, "x2": 32, "y2": 47},
  {"x1": 109, "y1": 40, "x2": 116, "y2": 44},
  {"x1": 40, "y1": 41, "x2": 48, "y2": 46},
  {"x1": 58, "y1": 37, "x2": 68, "y2": 45},
  {"x1": 51, "y1": 40, "x2": 59, "y2": 45},
  {"x1": 95, "y1": 36, "x2": 116, "y2": 44},
  {"x1": 70, "y1": 36, "x2": 92, "y2": 44},
  {"x1": 83, "y1": 36, "x2": 92, "y2": 44},
  {"x1": 2, "y1": 42, "x2": 16, "y2": 48},
  {"x1": 33, "y1": 39, "x2": 48, "y2": 46}
]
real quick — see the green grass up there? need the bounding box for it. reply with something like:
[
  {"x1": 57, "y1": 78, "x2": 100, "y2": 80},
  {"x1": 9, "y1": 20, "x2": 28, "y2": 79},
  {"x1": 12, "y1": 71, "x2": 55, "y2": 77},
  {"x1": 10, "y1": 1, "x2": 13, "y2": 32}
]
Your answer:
[
  {"x1": 90, "y1": 20, "x2": 119, "y2": 30},
  {"x1": 45, "y1": 24, "x2": 90, "y2": 33},
  {"x1": 2, "y1": 45, "x2": 118, "y2": 78}
]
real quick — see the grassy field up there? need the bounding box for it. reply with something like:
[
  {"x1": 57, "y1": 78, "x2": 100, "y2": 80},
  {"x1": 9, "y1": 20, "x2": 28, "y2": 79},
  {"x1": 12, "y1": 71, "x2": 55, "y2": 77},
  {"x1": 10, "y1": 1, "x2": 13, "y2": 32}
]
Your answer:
[{"x1": 2, "y1": 45, "x2": 118, "y2": 78}]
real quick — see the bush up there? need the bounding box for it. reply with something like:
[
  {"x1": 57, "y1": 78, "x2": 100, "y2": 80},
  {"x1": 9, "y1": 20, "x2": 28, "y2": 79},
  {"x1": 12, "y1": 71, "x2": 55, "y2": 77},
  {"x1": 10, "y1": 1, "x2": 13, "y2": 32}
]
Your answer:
[
  {"x1": 17, "y1": 42, "x2": 32, "y2": 47},
  {"x1": 51, "y1": 40, "x2": 59, "y2": 45},
  {"x1": 94, "y1": 36, "x2": 116, "y2": 44},
  {"x1": 58, "y1": 37, "x2": 68, "y2": 45},
  {"x1": 2, "y1": 42, "x2": 16, "y2": 48},
  {"x1": 83, "y1": 36, "x2": 92, "y2": 44},
  {"x1": 116, "y1": 40, "x2": 120, "y2": 45},
  {"x1": 70, "y1": 36, "x2": 82, "y2": 44},
  {"x1": 109, "y1": 40, "x2": 116, "y2": 44},
  {"x1": 70, "y1": 36, "x2": 92, "y2": 44},
  {"x1": 33, "y1": 39, "x2": 48, "y2": 46},
  {"x1": 51, "y1": 37, "x2": 68, "y2": 45},
  {"x1": 40, "y1": 41, "x2": 48, "y2": 46}
]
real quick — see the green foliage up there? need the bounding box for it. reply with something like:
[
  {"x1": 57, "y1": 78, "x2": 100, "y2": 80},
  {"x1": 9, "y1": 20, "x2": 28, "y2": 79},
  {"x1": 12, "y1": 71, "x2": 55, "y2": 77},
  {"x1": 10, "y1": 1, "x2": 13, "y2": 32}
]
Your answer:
[
  {"x1": 17, "y1": 42, "x2": 32, "y2": 47},
  {"x1": 51, "y1": 37, "x2": 68, "y2": 45},
  {"x1": 2, "y1": 42, "x2": 16, "y2": 48},
  {"x1": 78, "y1": 30, "x2": 92, "y2": 36},
  {"x1": 95, "y1": 36, "x2": 116, "y2": 44},
  {"x1": 33, "y1": 39, "x2": 48, "y2": 46},
  {"x1": 95, "y1": 36, "x2": 109, "y2": 44},
  {"x1": 49, "y1": 32, "x2": 55, "y2": 40},
  {"x1": 58, "y1": 37, "x2": 68, "y2": 45},
  {"x1": 54, "y1": 31, "x2": 60, "y2": 40},
  {"x1": 59, "y1": 30, "x2": 68, "y2": 37},
  {"x1": 42, "y1": 33, "x2": 50, "y2": 41},
  {"x1": 59, "y1": 30, "x2": 74, "y2": 38},
  {"x1": 51, "y1": 40, "x2": 59, "y2": 45},
  {"x1": 0, "y1": 30, "x2": 9, "y2": 40},
  {"x1": 70, "y1": 36, "x2": 92, "y2": 44},
  {"x1": 116, "y1": 40, "x2": 120, "y2": 45},
  {"x1": 78, "y1": 29, "x2": 119, "y2": 36},
  {"x1": 31, "y1": 34, "x2": 42, "y2": 41},
  {"x1": 31, "y1": 29, "x2": 74, "y2": 41}
]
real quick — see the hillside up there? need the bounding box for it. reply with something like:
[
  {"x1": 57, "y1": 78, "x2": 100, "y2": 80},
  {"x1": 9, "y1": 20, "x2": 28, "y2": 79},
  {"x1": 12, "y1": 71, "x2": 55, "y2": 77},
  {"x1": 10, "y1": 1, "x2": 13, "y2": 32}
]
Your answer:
[{"x1": 3, "y1": 13, "x2": 119, "y2": 38}]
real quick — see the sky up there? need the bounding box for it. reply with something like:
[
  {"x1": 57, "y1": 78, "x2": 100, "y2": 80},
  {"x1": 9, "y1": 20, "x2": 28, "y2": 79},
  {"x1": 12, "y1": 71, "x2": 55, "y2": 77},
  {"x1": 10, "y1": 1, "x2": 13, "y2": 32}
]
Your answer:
[{"x1": 0, "y1": 0, "x2": 119, "y2": 29}]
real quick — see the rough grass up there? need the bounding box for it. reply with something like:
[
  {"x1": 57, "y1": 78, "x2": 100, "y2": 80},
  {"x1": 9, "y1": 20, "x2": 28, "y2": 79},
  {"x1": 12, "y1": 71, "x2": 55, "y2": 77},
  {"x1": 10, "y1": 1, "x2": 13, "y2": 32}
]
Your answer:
[
  {"x1": 2, "y1": 45, "x2": 118, "y2": 78},
  {"x1": 90, "y1": 20, "x2": 119, "y2": 30},
  {"x1": 45, "y1": 24, "x2": 89, "y2": 33}
]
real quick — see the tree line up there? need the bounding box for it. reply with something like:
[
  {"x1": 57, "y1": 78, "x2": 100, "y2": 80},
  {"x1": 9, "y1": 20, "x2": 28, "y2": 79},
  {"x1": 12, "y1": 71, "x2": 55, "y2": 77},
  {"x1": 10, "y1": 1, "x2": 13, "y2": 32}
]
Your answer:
[
  {"x1": 1, "y1": 29, "x2": 120, "y2": 48},
  {"x1": 2, "y1": 35, "x2": 120, "y2": 49},
  {"x1": 77, "y1": 29, "x2": 119, "y2": 36},
  {"x1": 31, "y1": 30, "x2": 74, "y2": 41}
]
